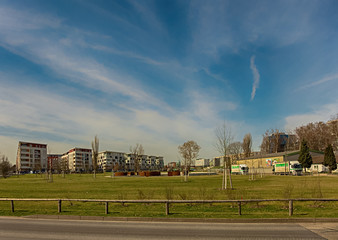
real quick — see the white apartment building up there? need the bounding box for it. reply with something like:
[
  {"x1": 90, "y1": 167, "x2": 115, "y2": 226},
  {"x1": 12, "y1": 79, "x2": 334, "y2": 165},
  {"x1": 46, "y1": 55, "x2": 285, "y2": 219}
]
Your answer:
[
  {"x1": 97, "y1": 151, "x2": 126, "y2": 171},
  {"x1": 125, "y1": 154, "x2": 164, "y2": 171},
  {"x1": 62, "y1": 148, "x2": 92, "y2": 172},
  {"x1": 143, "y1": 155, "x2": 164, "y2": 170},
  {"x1": 140, "y1": 154, "x2": 148, "y2": 170},
  {"x1": 195, "y1": 158, "x2": 210, "y2": 168},
  {"x1": 146, "y1": 155, "x2": 156, "y2": 170},
  {"x1": 125, "y1": 153, "x2": 135, "y2": 171},
  {"x1": 125, "y1": 153, "x2": 146, "y2": 171},
  {"x1": 210, "y1": 157, "x2": 221, "y2": 167},
  {"x1": 155, "y1": 156, "x2": 164, "y2": 170},
  {"x1": 16, "y1": 141, "x2": 47, "y2": 173}
]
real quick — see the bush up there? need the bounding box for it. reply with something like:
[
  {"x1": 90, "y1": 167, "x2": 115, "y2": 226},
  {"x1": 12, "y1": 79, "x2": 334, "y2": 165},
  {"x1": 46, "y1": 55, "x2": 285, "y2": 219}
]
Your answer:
[{"x1": 0, "y1": 156, "x2": 11, "y2": 178}]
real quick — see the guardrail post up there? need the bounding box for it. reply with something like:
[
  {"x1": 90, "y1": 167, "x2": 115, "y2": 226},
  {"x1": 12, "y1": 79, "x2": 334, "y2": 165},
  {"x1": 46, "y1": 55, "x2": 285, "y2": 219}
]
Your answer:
[
  {"x1": 10, "y1": 200, "x2": 14, "y2": 212},
  {"x1": 105, "y1": 202, "x2": 109, "y2": 214},
  {"x1": 166, "y1": 202, "x2": 170, "y2": 215},
  {"x1": 238, "y1": 201, "x2": 241, "y2": 215},
  {"x1": 58, "y1": 200, "x2": 62, "y2": 213},
  {"x1": 289, "y1": 200, "x2": 293, "y2": 216}
]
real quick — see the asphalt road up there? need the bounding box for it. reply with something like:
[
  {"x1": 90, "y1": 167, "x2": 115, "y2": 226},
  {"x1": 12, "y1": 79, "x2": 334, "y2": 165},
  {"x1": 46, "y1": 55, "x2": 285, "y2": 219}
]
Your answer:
[{"x1": 0, "y1": 217, "x2": 329, "y2": 240}]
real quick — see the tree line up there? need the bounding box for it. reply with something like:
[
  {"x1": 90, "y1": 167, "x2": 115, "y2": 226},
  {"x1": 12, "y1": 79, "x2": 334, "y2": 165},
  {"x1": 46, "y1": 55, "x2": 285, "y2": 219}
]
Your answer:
[{"x1": 178, "y1": 114, "x2": 337, "y2": 189}]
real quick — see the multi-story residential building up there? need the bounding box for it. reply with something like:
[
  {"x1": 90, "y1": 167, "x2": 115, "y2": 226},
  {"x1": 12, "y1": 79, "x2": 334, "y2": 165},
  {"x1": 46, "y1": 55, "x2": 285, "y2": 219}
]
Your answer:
[
  {"x1": 125, "y1": 153, "x2": 135, "y2": 171},
  {"x1": 47, "y1": 154, "x2": 62, "y2": 172},
  {"x1": 195, "y1": 158, "x2": 210, "y2": 168},
  {"x1": 125, "y1": 153, "x2": 164, "y2": 171},
  {"x1": 139, "y1": 154, "x2": 147, "y2": 170},
  {"x1": 61, "y1": 148, "x2": 92, "y2": 172},
  {"x1": 145, "y1": 155, "x2": 156, "y2": 170},
  {"x1": 16, "y1": 141, "x2": 47, "y2": 173},
  {"x1": 97, "y1": 151, "x2": 126, "y2": 172},
  {"x1": 155, "y1": 156, "x2": 164, "y2": 170},
  {"x1": 210, "y1": 157, "x2": 221, "y2": 167}
]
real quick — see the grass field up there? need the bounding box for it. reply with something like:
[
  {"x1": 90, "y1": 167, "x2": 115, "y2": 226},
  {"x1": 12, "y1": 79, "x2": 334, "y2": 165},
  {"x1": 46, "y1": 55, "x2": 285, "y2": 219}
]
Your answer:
[{"x1": 0, "y1": 173, "x2": 337, "y2": 218}]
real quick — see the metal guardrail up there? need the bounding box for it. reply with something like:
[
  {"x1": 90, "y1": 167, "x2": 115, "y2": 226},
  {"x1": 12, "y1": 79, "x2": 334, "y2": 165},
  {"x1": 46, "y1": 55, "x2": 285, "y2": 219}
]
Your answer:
[{"x1": 1, "y1": 198, "x2": 337, "y2": 216}]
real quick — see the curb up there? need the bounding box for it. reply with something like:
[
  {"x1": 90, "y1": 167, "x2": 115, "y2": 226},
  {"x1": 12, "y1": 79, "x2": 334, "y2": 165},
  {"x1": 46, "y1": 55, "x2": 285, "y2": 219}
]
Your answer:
[{"x1": 22, "y1": 215, "x2": 338, "y2": 223}]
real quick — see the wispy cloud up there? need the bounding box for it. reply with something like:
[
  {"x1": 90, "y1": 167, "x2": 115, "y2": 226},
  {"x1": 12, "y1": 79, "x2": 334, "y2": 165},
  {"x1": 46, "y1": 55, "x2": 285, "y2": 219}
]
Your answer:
[
  {"x1": 89, "y1": 44, "x2": 164, "y2": 66},
  {"x1": 0, "y1": 6, "x2": 163, "y2": 109},
  {"x1": 188, "y1": 1, "x2": 318, "y2": 57},
  {"x1": 250, "y1": 55, "x2": 260, "y2": 101},
  {"x1": 298, "y1": 73, "x2": 338, "y2": 90},
  {"x1": 0, "y1": 77, "x2": 240, "y2": 164},
  {"x1": 284, "y1": 101, "x2": 338, "y2": 131}
]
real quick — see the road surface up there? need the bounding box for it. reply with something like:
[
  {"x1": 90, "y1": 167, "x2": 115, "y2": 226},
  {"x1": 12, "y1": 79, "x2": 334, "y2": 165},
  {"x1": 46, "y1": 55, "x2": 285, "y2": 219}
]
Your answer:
[{"x1": 0, "y1": 217, "x2": 332, "y2": 239}]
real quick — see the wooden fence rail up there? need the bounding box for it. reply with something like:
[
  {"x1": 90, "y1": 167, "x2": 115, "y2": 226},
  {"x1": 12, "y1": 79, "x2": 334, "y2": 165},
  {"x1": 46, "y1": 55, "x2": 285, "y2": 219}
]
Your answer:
[{"x1": 1, "y1": 198, "x2": 337, "y2": 216}]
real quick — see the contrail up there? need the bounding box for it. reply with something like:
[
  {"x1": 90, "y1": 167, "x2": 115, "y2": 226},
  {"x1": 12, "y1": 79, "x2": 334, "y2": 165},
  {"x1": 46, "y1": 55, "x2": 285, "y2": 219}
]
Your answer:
[{"x1": 250, "y1": 55, "x2": 260, "y2": 101}]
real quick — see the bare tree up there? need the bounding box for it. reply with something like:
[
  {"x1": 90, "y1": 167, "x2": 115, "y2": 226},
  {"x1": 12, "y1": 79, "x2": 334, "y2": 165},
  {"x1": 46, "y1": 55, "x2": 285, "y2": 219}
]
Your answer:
[
  {"x1": 215, "y1": 123, "x2": 234, "y2": 190},
  {"x1": 130, "y1": 143, "x2": 144, "y2": 173},
  {"x1": 60, "y1": 156, "x2": 69, "y2": 177},
  {"x1": 327, "y1": 115, "x2": 338, "y2": 151},
  {"x1": 0, "y1": 155, "x2": 12, "y2": 178},
  {"x1": 260, "y1": 129, "x2": 271, "y2": 153},
  {"x1": 285, "y1": 130, "x2": 298, "y2": 152},
  {"x1": 229, "y1": 142, "x2": 242, "y2": 162},
  {"x1": 92, "y1": 135, "x2": 99, "y2": 179},
  {"x1": 296, "y1": 121, "x2": 334, "y2": 151},
  {"x1": 47, "y1": 147, "x2": 53, "y2": 183},
  {"x1": 242, "y1": 133, "x2": 252, "y2": 157},
  {"x1": 178, "y1": 140, "x2": 200, "y2": 182},
  {"x1": 55, "y1": 158, "x2": 62, "y2": 174},
  {"x1": 260, "y1": 129, "x2": 282, "y2": 153}
]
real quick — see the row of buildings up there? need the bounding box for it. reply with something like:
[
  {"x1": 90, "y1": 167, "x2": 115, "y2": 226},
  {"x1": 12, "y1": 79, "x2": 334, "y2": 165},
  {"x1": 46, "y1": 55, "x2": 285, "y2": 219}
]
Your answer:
[{"x1": 16, "y1": 141, "x2": 164, "y2": 173}]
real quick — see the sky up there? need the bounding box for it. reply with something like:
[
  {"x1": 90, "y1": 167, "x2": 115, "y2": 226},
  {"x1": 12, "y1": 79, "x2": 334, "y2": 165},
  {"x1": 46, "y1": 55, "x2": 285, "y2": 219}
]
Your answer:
[{"x1": 1, "y1": 0, "x2": 338, "y2": 164}]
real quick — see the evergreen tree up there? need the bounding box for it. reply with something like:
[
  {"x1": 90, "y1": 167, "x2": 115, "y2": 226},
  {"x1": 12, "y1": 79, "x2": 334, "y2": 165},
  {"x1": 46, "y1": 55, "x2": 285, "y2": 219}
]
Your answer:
[
  {"x1": 323, "y1": 144, "x2": 337, "y2": 173},
  {"x1": 0, "y1": 155, "x2": 11, "y2": 178},
  {"x1": 298, "y1": 140, "x2": 312, "y2": 171}
]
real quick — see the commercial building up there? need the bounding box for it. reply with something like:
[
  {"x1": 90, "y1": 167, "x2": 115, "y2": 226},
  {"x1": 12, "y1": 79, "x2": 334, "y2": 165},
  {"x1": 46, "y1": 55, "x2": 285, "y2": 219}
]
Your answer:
[
  {"x1": 16, "y1": 141, "x2": 48, "y2": 173},
  {"x1": 61, "y1": 148, "x2": 92, "y2": 172}
]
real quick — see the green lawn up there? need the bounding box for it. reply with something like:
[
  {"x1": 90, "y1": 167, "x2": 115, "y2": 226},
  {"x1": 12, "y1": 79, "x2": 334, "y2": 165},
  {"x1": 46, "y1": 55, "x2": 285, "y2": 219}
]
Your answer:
[{"x1": 0, "y1": 173, "x2": 337, "y2": 218}]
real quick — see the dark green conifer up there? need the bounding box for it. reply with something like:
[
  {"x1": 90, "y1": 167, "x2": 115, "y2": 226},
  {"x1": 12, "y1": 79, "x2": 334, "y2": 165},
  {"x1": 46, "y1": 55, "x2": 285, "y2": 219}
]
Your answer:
[
  {"x1": 324, "y1": 144, "x2": 337, "y2": 173},
  {"x1": 298, "y1": 140, "x2": 312, "y2": 171}
]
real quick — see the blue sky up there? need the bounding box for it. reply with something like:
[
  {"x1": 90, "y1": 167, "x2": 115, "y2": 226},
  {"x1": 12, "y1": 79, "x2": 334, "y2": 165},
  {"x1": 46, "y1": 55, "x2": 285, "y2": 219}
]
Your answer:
[{"x1": 1, "y1": 0, "x2": 338, "y2": 164}]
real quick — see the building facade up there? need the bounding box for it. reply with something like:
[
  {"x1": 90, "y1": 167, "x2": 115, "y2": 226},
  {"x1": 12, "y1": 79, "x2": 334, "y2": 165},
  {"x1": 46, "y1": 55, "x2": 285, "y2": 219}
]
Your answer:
[
  {"x1": 15, "y1": 141, "x2": 164, "y2": 173},
  {"x1": 155, "y1": 156, "x2": 164, "y2": 170},
  {"x1": 97, "y1": 151, "x2": 126, "y2": 171},
  {"x1": 61, "y1": 148, "x2": 92, "y2": 172},
  {"x1": 123, "y1": 153, "x2": 164, "y2": 171},
  {"x1": 47, "y1": 154, "x2": 62, "y2": 172},
  {"x1": 195, "y1": 158, "x2": 210, "y2": 168},
  {"x1": 16, "y1": 141, "x2": 47, "y2": 173},
  {"x1": 167, "y1": 162, "x2": 177, "y2": 169}
]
